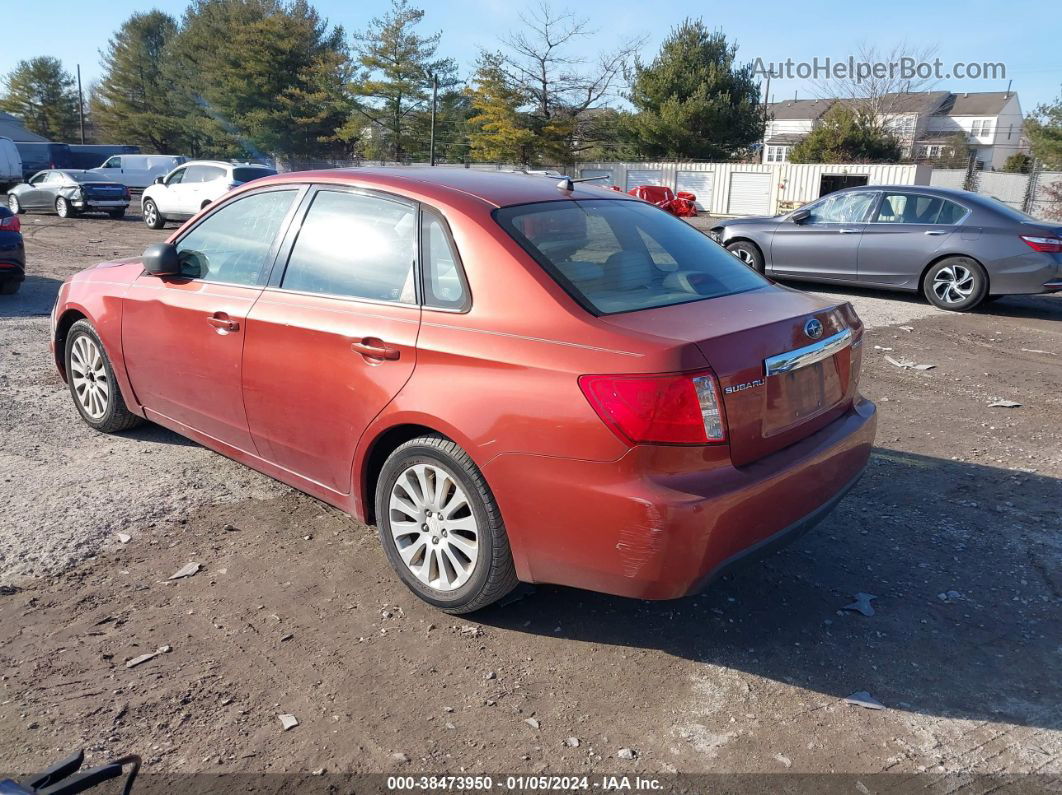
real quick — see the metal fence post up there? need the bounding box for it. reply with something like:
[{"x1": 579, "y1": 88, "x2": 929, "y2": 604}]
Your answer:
[{"x1": 1023, "y1": 158, "x2": 1041, "y2": 216}]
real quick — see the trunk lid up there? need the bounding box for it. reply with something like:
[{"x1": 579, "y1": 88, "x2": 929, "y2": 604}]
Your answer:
[{"x1": 600, "y1": 287, "x2": 863, "y2": 466}]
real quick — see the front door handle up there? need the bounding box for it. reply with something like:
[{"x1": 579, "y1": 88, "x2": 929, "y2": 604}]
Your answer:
[
  {"x1": 351, "y1": 338, "x2": 400, "y2": 361},
  {"x1": 838, "y1": 228, "x2": 861, "y2": 234},
  {"x1": 924, "y1": 230, "x2": 948, "y2": 236},
  {"x1": 207, "y1": 313, "x2": 239, "y2": 333}
]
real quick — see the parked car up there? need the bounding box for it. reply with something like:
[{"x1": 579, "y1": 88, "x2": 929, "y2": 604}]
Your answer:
[
  {"x1": 710, "y1": 185, "x2": 1062, "y2": 311},
  {"x1": 0, "y1": 204, "x2": 25, "y2": 294},
  {"x1": 140, "y1": 161, "x2": 276, "y2": 228},
  {"x1": 67, "y1": 144, "x2": 140, "y2": 170},
  {"x1": 13, "y1": 142, "x2": 73, "y2": 180},
  {"x1": 90, "y1": 154, "x2": 187, "y2": 190},
  {"x1": 0, "y1": 136, "x2": 23, "y2": 191},
  {"x1": 7, "y1": 170, "x2": 130, "y2": 218},
  {"x1": 51, "y1": 168, "x2": 876, "y2": 612}
]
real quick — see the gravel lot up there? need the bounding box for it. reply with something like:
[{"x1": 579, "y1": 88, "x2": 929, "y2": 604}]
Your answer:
[{"x1": 1, "y1": 208, "x2": 1060, "y2": 783}]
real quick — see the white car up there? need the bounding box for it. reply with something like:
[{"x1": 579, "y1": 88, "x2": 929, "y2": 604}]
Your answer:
[
  {"x1": 90, "y1": 154, "x2": 187, "y2": 190},
  {"x1": 140, "y1": 160, "x2": 276, "y2": 229}
]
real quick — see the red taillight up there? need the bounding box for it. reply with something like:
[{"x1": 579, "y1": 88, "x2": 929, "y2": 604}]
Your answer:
[
  {"x1": 579, "y1": 370, "x2": 726, "y2": 445},
  {"x1": 1020, "y1": 235, "x2": 1062, "y2": 253},
  {"x1": 0, "y1": 214, "x2": 20, "y2": 233}
]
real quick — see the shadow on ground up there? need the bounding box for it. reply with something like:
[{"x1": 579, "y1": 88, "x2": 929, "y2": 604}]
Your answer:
[
  {"x1": 0, "y1": 275, "x2": 62, "y2": 318},
  {"x1": 477, "y1": 449, "x2": 1062, "y2": 731}
]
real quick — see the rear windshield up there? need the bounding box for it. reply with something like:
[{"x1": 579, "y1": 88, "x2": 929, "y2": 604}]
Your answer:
[
  {"x1": 494, "y1": 199, "x2": 767, "y2": 314},
  {"x1": 232, "y1": 167, "x2": 276, "y2": 183}
]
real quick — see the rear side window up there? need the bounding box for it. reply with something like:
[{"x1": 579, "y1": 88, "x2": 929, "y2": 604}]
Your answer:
[
  {"x1": 184, "y1": 165, "x2": 225, "y2": 183},
  {"x1": 876, "y1": 193, "x2": 967, "y2": 224},
  {"x1": 232, "y1": 167, "x2": 277, "y2": 183},
  {"x1": 281, "y1": 190, "x2": 416, "y2": 303},
  {"x1": 421, "y1": 208, "x2": 469, "y2": 310},
  {"x1": 494, "y1": 199, "x2": 767, "y2": 315},
  {"x1": 175, "y1": 189, "x2": 296, "y2": 285}
]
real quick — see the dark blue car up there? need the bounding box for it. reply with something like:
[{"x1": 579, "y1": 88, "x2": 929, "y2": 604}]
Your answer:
[{"x1": 0, "y1": 205, "x2": 25, "y2": 294}]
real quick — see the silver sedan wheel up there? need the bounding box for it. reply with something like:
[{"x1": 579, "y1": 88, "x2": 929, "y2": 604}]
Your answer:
[
  {"x1": 932, "y1": 264, "x2": 975, "y2": 304},
  {"x1": 389, "y1": 464, "x2": 479, "y2": 592},
  {"x1": 69, "y1": 335, "x2": 109, "y2": 419},
  {"x1": 56, "y1": 197, "x2": 70, "y2": 218},
  {"x1": 731, "y1": 247, "x2": 754, "y2": 265}
]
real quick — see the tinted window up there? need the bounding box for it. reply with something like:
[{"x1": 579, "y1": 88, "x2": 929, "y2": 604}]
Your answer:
[
  {"x1": 281, "y1": 190, "x2": 415, "y2": 303},
  {"x1": 232, "y1": 167, "x2": 277, "y2": 183},
  {"x1": 421, "y1": 208, "x2": 469, "y2": 310},
  {"x1": 805, "y1": 192, "x2": 876, "y2": 223},
  {"x1": 876, "y1": 193, "x2": 966, "y2": 224},
  {"x1": 495, "y1": 199, "x2": 767, "y2": 315},
  {"x1": 175, "y1": 190, "x2": 296, "y2": 285}
]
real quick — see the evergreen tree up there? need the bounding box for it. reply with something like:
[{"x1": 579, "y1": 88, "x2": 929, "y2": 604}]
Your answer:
[
  {"x1": 91, "y1": 11, "x2": 185, "y2": 153},
  {"x1": 350, "y1": 0, "x2": 456, "y2": 162},
  {"x1": 0, "y1": 57, "x2": 80, "y2": 141},
  {"x1": 1026, "y1": 93, "x2": 1062, "y2": 170},
  {"x1": 168, "y1": 0, "x2": 353, "y2": 162},
  {"x1": 466, "y1": 53, "x2": 535, "y2": 164},
  {"x1": 789, "y1": 105, "x2": 901, "y2": 164},
  {"x1": 627, "y1": 19, "x2": 763, "y2": 160}
]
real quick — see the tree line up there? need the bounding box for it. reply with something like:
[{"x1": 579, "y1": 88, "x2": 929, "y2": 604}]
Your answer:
[{"x1": 0, "y1": 1, "x2": 768, "y2": 167}]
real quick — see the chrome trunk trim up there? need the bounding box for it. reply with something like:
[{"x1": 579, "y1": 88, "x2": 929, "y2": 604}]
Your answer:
[{"x1": 764, "y1": 328, "x2": 853, "y2": 377}]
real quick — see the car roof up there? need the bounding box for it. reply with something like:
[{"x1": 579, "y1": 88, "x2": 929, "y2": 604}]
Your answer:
[
  {"x1": 258, "y1": 167, "x2": 627, "y2": 209},
  {"x1": 830, "y1": 184, "x2": 973, "y2": 199}
]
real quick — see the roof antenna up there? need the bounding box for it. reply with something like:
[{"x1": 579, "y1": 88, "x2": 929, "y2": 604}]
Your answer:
[{"x1": 557, "y1": 175, "x2": 609, "y2": 193}]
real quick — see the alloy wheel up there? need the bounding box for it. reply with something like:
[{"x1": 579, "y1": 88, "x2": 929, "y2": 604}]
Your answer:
[
  {"x1": 731, "y1": 247, "x2": 754, "y2": 265},
  {"x1": 389, "y1": 463, "x2": 479, "y2": 591},
  {"x1": 69, "y1": 335, "x2": 109, "y2": 419},
  {"x1": 7, "y1": 195, "x2": 18, "y2": 213},
  {"x1": 144, "y1": 202, "x2": 157, "y2": 227},
  {"x1": 931, "y1": 264, "x2": 975, "y2": 304},
  {"x1": 56, "y1": 198, "x2": 69, "y2": 218}
]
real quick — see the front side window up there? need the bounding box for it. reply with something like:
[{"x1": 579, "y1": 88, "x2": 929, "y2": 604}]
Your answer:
[
  {"x1": 175, "y1": 189, "x2": 296, "y2": 285},
  {"x1": 421, "y1": 208, "x2": 469, "y2": 310},
  {"x1": 806, "y1": 192, "x2": 876, "y2": 223},
  {"x1": 102, "y1": 157, "x2": 120, "y2": 168},
  {"x1": 166, "y1": 168, "x2": 186, "y2": 185},
  {"x1": 281, "y1": 190, "x2": 416, "y2": 303},
  {"x1": 494, "y1": 199, "x2": 767, "y2": 315}
]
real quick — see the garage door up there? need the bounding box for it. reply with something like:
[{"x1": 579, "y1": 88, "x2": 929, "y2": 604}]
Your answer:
[
  {"x1": 727, "y1": 172, "x2": 772, "y2": 215},
  {"x1": 625, "y1": 169, "x2": 664, "y2": 191},
  {"x1": 579, "y1": 168, "x2": 614, "y2": 186},
  {"x1": 676, "y1": 171, "x2": 714, "y2": 211}
]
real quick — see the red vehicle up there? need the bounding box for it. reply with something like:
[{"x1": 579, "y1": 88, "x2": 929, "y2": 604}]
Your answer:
[{"x1": 51, "y1": 169, "x2": 876, "y2": 613}]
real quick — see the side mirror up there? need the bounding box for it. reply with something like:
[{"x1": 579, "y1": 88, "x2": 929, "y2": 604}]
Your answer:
[
  {"x1": 153, "y1": 176, "x2": 165, "y2": 185},
  {"x1": 142, "y1": 243, "x2": 180, "y2": 276},
  {"x1": 791, "y1": 209, "x2": 811, "y2": 223}
]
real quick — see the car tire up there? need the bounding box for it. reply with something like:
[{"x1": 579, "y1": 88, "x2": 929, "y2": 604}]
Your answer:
[
  {"x1": 922, "y1": 257, "x2": 988, "y2": 312},
  {"x1": 108, "y1": 209, "x2": 126, "y2": 220},
  {"x1": 142, "y1": 199, "x2": 165, "y2": 229},
  {"x1": 64, "y1": 320, "x2": 143, "y2": 433},
  {"x1": 8, "y1": 194, "x2": 22, "y2": 214},
  {"x1": 0, "y1": 280, "x2": 19, "y2": 295},
  {"x1": 726, "y1": 240, "x2": 765, "y2": 273},
  {"x1": 55, "y1": 197, "x2": 76, "y2": 218},
  {"x1": 375, "y1": 434, "x2": 519, "y2": 613}
]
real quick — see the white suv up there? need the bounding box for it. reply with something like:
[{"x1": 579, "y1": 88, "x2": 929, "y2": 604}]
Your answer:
[{"x1": 140, "y1": 160, "x2": 276, "y2": 229}]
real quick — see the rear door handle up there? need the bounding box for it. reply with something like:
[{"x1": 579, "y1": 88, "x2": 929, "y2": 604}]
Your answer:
[
  {"x1": 351, "y1": 339, "x2": 400, "y2": 361},
  {"x1": 207, "y1": 313, "x2": 239, "y2": 332}
]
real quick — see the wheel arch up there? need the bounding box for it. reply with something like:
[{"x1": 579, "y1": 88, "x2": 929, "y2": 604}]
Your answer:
[
  {"x1": 359, "y1": 423, "x2": 456, "y2": 526},
  {"x1": 919, "y1": 252, "x2": 991, "y2": 295},
  {"x1": 53, "y1": 308, "x2": 89, "y2": 381}
]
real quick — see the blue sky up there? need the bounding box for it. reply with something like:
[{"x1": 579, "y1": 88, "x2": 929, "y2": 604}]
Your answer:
[{"x1": 5, "y1": 0, "x2": 1061, "y2": 112}]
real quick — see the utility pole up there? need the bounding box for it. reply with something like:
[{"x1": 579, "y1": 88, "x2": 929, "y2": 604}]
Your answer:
[
  {"x1": 76, "y1": 64, "x2": 86, "y2": 144},
  {"x1": 429, "y1": 72, "x2": 439, "y2": 166}
]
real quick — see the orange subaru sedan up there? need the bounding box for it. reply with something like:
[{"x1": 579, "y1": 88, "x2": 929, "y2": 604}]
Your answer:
[{"x1": 51, "y1": 168, "x2": 876, "y2": 612}]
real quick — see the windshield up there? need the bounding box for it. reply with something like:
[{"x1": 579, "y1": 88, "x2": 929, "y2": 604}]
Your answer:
[
  {"x1": 494, "y1": 199, "x2": 768, "y2": 315},
  {"x1": 232, "y1": 167, "x2": 276, "y2": 183}
]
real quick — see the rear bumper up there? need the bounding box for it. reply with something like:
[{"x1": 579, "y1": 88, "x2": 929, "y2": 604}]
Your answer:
[
  {"x1": 484, "y1": 397, "x2": 877, "y2": 600},
  {"x1": 0, "y1": 235, "x2": 25, "y2": 281}
]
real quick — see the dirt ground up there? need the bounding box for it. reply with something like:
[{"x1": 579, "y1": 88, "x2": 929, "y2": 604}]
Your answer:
[{"x1": 1, "y1": 207, "x2": 1060, "y2": 788}]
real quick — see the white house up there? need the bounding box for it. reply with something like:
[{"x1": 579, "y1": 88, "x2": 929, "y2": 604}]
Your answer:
[{"x1": 761, "y1": 91, "x2": 1027, "y2": 170}]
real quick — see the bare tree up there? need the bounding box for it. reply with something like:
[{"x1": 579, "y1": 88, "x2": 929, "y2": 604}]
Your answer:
[
  {"x1": 811, "y1": 42, "x2": 941, "y2": 120},
  {"x1": 496, "y1": 2, "x2": 644, "y2": 162}
]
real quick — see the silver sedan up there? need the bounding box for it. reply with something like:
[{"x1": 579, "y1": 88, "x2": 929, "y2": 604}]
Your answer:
[
  {"x1": 710, "y1": 185, "x2": 1062, "y2": 311},
  {"x1": 7, "y1": 170, "x2": 131, "y2": 220}
]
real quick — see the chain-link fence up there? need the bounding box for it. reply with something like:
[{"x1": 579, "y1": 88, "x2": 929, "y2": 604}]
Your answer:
[{"x1": 929, "y1": 165, "x2": 1062, "y2": 221}]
